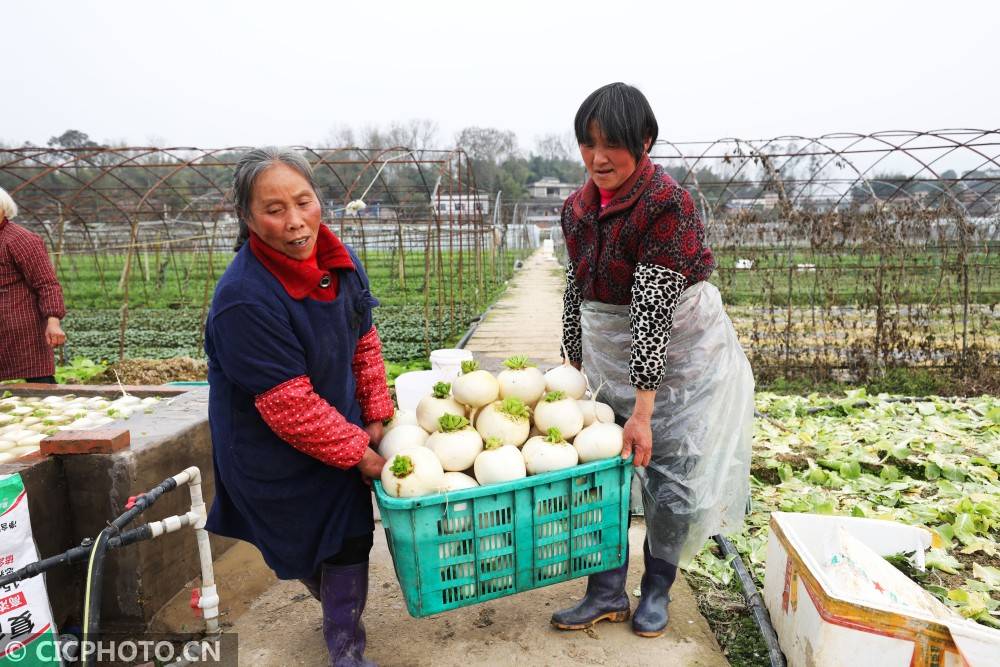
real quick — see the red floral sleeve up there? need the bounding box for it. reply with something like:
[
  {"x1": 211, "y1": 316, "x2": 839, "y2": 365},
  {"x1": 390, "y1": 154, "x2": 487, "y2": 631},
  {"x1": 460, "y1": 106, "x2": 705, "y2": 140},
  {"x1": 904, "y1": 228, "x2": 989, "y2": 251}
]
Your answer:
[
  {"x1": 255, "y1": 376, "x2": 369, "y2": 469},
  {"x1": 638, "y1": 187, "x2": 714, "y2": 282},
  {"x1": 352, "y1": 327, "x2": 394, "y2": 424}
]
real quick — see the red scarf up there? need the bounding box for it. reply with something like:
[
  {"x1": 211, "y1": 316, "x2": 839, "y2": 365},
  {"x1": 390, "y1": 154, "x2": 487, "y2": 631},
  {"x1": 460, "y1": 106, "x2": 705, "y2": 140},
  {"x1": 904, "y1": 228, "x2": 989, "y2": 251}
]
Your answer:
[
  {"x1": 249, "y1": 224, "x2": 355, "y2": 301},
  {"x1": 574, "y1": 154, "x2": 656, "y2": 220}
]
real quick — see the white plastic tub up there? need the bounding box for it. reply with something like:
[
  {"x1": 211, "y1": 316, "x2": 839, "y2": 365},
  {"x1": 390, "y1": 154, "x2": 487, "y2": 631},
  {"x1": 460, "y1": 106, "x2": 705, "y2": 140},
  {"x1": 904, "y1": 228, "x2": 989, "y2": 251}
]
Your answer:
[
  {"x1": 394, "y1": 370, "x2": 440, "y2": 412},
  {"x1": 763, "y1": 512, "x2": 1000, "y2": 667},
  {"x1": 429, "y1": 348, "x2": 473, "y2": 382}
]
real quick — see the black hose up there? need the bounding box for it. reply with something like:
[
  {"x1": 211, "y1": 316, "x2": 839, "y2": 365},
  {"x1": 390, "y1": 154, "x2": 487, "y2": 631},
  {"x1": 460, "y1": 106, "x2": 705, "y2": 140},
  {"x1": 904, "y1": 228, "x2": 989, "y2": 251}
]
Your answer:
[
  {"x1": 82, "y1": 528, "x2": 113, "y2": 667},
  {"x1": 713, "y1": 534, "x2": 786, "y2": 667},
  {"x1": 456, "y1": 304, "x2": 493, "y2": 350},
  {"x1": 81, "y1": 476, "x2": 178, "y2": 667},
  {"x1": 0, "y1": 524, "x2": 155, "y2": 590}
]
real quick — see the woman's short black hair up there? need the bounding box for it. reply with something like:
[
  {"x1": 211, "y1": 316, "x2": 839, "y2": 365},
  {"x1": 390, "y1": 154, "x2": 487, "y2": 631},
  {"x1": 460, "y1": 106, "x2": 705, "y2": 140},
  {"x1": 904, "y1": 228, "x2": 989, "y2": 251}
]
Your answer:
[{"x1": 574, "y1": 82, "x2": 658, "y2": 162}]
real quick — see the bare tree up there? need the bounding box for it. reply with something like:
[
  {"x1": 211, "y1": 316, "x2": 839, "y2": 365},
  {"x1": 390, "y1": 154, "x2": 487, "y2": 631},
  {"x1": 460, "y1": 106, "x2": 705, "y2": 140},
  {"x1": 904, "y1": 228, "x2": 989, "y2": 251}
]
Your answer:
[{"x1": 453, "y1": 126, "x2": 520, "y2": 164}]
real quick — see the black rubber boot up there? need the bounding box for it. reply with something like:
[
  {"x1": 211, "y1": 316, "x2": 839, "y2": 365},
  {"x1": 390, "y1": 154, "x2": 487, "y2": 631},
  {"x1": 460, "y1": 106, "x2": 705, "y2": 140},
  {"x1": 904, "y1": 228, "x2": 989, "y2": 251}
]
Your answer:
[
  {"x1": 550, "y1": 548, "x2": 630, "y2": 630},
  {"x1": 632, "y1": 539, "x2": 677, "y2": 637}
]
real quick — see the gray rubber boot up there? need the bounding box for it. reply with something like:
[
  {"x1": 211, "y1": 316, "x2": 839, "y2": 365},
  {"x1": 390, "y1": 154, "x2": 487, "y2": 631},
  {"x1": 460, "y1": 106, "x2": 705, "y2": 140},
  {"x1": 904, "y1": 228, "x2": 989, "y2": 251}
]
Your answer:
[
  {"x1": 632, "y1": 539, "x2": 677, "y2": 637},
  {"x1": 550, "y1": 548, "x2": 630, "y2": 630}
]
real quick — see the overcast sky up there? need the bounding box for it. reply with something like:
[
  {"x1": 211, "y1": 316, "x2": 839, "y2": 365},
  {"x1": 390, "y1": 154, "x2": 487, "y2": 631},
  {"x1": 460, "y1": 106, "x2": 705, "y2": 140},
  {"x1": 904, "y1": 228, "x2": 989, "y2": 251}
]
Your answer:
[{"x1": 3, "y1": 0, "x2": 998, "y2": 152}]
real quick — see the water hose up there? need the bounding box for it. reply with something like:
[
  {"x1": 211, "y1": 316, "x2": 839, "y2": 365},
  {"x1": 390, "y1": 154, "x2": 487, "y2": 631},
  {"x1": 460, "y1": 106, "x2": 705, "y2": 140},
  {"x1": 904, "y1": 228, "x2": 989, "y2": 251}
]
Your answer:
[
  {"x1": 81, "y1": 475, "x2": 179, "y2": 667},
  {"x1": 713, "y1": 535, "x2": 786, "y2": 667}
]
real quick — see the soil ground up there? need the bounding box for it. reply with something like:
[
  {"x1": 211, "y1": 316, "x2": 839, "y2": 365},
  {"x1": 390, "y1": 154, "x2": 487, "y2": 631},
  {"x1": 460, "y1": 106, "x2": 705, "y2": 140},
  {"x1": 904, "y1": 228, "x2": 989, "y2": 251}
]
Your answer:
[{"x1": 217, "y1": 519, "x2": 728, "y2": 667}]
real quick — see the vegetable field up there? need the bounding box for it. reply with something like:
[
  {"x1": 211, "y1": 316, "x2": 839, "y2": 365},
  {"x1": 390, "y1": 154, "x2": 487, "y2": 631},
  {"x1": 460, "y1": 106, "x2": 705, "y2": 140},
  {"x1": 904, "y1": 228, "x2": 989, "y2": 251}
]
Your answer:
[{"x1": 55, "y1": 246, "x2": 530, "y2": 362}]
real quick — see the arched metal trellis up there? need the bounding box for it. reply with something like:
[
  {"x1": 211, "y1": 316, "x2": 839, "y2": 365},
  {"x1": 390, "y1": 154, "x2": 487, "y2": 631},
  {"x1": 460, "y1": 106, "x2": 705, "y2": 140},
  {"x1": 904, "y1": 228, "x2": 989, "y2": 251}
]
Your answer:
[
  {"x1": 0, "y1": 146, "x2": 535, "y2": 362},
  {"x1": 548, "y1": 129, "x2": 999, "y2": 381}
]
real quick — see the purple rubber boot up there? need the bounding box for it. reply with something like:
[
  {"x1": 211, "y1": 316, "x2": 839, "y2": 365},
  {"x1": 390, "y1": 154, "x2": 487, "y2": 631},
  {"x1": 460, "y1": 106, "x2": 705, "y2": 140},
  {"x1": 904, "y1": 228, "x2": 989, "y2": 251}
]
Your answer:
[{"x1": 319, "y1": 561, "x2": 376, "y2": 666}]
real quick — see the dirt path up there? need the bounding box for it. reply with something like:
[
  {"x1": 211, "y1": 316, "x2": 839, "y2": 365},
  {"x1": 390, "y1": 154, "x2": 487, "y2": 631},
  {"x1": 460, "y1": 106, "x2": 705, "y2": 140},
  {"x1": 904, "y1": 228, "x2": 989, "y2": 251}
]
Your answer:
[
  {"x1": 462, "y1": 243, "x2": 566, "y2": 373},
  {"x1": 230, "y1": 520, "x2": 726, "y2": 666}
]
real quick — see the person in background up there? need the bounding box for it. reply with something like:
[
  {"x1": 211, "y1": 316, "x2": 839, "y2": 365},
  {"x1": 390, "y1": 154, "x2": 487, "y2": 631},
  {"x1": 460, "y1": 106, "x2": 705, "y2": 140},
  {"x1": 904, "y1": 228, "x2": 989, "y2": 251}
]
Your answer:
[
  {"x1": 0, "y1": 186, "x2": 67, "y2": 384},
  {"x1": 203, "y1": 148, "x2": 392, "y2": 667}
]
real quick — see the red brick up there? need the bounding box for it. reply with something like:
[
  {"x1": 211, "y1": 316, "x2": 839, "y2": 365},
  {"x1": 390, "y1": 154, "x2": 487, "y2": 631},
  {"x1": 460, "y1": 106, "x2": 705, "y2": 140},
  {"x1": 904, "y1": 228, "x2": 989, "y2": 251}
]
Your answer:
[{"x1": 40, "y1": 428, "x2": 131, "y2": 455}]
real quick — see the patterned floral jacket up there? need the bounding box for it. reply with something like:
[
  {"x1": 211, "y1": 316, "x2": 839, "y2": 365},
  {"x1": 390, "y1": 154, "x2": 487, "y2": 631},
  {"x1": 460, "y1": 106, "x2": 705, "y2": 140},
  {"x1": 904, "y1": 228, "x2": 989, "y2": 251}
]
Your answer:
[{"x1": 560, "y1": 155, "x2": 715, "y2": 390}]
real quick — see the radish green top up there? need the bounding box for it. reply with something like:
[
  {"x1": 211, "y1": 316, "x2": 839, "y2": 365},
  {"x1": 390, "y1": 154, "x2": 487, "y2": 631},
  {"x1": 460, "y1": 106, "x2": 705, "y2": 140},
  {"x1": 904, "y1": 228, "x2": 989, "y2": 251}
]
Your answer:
[
  {"x1": 502, "y1": 356, "x2": 536, "y2": 370},
  {"x1": 437, "y1": 413, "x2": 471, "y2": 432},
  {"x1": 498, "y1": 397, "x2": 531, "y2": 420},
  {"x1": 432, "y1": 382, "x2": 452, "y2": 399},
  {"x1": 542, "y1": 390, "x2": 566, "y2": 403},
  {"x1": 461, "y1": 360, "x2": 480, "y2": 374},
  {"x1": 545, "y1": 427, "x2": 567, "y2": 444},
  {"x1": 484, "y1": 436, "x2": 504, "y2": 450},
  {"x1": 390, "y1": 455, "x2": 414, "y2": 478}
]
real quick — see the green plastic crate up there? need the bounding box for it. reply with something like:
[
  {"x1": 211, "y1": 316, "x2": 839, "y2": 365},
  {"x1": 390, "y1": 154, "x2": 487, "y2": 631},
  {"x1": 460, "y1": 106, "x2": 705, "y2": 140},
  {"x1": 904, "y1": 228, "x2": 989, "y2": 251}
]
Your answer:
[{"x1": 373, "y1": 456, "x2": 633, "y2": 618}]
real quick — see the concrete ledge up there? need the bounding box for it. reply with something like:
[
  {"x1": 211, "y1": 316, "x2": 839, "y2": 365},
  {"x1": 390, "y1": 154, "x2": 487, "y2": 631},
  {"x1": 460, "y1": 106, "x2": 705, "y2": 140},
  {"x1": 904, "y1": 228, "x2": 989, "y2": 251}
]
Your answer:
[{"x1": 0, "y1": 385, "x2": 237, "y2": 632}]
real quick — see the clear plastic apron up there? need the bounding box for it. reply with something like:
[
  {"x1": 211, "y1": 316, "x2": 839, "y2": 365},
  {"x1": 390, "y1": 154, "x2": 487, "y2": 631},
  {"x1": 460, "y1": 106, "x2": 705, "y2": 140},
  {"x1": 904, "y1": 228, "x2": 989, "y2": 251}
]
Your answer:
[{"x1": 580, "y1": 282, "x2": 754, "y2": 566}]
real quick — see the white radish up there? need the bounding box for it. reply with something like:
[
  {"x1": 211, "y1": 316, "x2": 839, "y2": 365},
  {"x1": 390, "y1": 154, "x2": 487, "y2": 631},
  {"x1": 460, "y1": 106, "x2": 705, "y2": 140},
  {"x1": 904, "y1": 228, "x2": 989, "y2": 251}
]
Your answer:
[
  {"x1": 544, "y1": 364, "x2": 587, "y2": 399},
  {"x1": 442, "y1": 471, "x2": 479, "y2": 492},
  {"x1": 578, "y1": 399, "x2": 616, "y2": 427},
  {"x1": 378, "y1": 424, "x2": 429, "y2": 460},
  {"x1": 474, "y1": 437, "x2": 527, "y2": 486},
  {"x1": 0, "y1": 440, "x2": 14, "y2": 451},
  {"x1": 425, "y1": 414, "x2": 484, "y2": 472},
  {"x1": 14, "y1": 433, "x2": 45, "y2": 447},
  {"x1": 0, "y1": 452, "x2": 14, "y2": 463},
  {"x1": 416, "y1": 383, "x2": 466, "y2": 433},
  {"x1": 497, "y1": 356, "x2": 546, "y2": 406},
  {"x1": 380, "y1": 448, "x2": 445, "y2": 498},
  {"x1": 451, "y1": 361, "x2": 500, "y2": 410},
  {"x1": 574, "y1": 422, "x2": 625, "y2": 462},
  {"x1": 522, "y1": 428, "x2": 579, "y2": 475},
  {"x1": 533, "y1": 391, "x2": 584, "y2": 439},
  {"x1": 12, "y1": 445, "x2": 41, "y2": 458},
  {"x1": 5, "y1": 430, "x2": 36, "y2": 445},
  {"x1": 113, "y1": 395, "x2": 143, "y2": 407},
  {"x1": 384, "y1": 409, "x2": 418, "y2": 433},
  {"x1": 475, "y1": 398, "x2": 531, "y2": 447}
]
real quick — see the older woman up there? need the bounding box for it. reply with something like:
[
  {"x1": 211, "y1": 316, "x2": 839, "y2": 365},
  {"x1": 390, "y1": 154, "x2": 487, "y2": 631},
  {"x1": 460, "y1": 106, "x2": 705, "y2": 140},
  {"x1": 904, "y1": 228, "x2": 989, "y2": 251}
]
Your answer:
[
  {"x1": 204, "y1": 148, "x2": 392, "y2": 666},
  {"x1": 0, "y1": 187, "x2": 67, "y2": 384},
  {"x1": 551, "y1": 83, "x2": 754, "y2": 638}
]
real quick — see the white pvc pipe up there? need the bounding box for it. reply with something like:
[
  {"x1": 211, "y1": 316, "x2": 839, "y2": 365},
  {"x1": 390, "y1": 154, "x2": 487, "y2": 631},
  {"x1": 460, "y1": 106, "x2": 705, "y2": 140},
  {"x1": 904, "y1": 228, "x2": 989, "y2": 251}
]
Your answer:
[{"x1": 170, "y1": 466, "x2": 220, "y2": 634}]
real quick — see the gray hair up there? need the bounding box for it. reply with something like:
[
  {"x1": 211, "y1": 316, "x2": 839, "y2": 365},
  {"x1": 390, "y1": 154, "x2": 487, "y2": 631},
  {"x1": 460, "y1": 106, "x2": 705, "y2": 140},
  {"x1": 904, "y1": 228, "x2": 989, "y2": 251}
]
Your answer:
[
  {"x1": 0, "y1": 186, "x2": 17, "y2": 220},
  {"x1": 231, "y1": 147, "x2": 324, "y2": 250}
]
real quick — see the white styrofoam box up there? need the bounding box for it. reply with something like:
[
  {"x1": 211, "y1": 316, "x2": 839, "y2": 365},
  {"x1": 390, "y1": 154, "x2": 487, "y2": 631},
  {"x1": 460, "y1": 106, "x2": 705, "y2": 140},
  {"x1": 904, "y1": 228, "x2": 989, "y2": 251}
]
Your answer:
[{"x1": 763, "y1": 512, "x2": 999, "y2": 667}]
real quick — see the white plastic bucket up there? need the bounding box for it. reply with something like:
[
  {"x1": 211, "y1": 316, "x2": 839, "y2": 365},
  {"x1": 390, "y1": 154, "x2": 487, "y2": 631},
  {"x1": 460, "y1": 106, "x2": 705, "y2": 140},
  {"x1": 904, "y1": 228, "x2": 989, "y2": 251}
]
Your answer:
[
  {"x1": 394, "y1": 370, "x2": 439, "y2": 412},
  {"x1": 429, "y1": 348, "x2": 473, "y2": 382}
]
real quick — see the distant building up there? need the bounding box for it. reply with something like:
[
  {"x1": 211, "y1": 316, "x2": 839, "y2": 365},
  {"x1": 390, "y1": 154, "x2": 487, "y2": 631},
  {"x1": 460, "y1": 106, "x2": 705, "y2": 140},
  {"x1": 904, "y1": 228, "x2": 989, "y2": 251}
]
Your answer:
[
  {"x1": 527, "y1": 177, "x2": 579, "y2": 199},
  {"x1": 434, "y1": 193, "x2": 489, "y2": 216}
]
